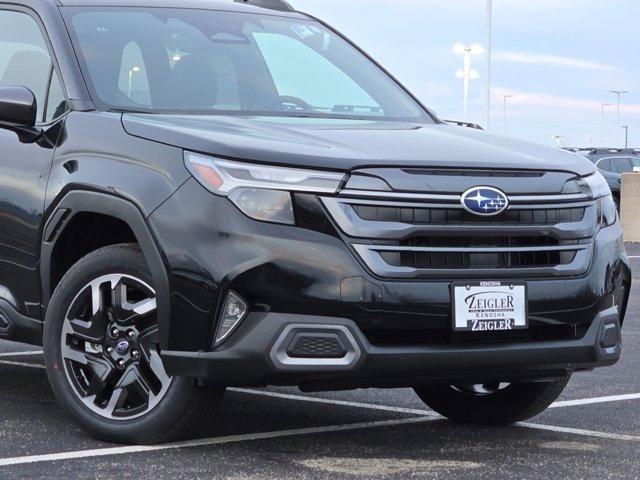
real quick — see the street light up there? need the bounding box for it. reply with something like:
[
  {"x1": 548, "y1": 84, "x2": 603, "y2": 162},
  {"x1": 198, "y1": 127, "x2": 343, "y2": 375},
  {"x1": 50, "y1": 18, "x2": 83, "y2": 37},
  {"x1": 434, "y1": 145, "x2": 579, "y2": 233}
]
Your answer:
[
  {"x1": 610, "y1": 90, "x2": 629, "y2": 148},
  {"x1": 552, "y1": 135, "x2": 567, "y2": 148},
  {"x1": 128, "y1": 65, "x2": 141, "y2": 98},
  {"x1": 503, "y1": 94, "x2": 513, "y2": 135},
  {"x1": 622, "y1": 126, "x2": 630, "y2": 149},
  {"x1": 601, "y1": 103, "x2": 611, "y2": 146},
  {"x1": 454, "y1": 43, "x2": 483, "y2": 122}
]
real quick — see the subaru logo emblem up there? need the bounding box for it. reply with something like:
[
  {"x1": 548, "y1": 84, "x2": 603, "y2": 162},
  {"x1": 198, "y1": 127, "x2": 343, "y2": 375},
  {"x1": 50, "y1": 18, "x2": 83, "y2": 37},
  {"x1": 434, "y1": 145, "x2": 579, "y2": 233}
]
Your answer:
[
  {"x1": 115, "y1": 340, "x2": 130, "y2": 354},
  {"x1": 461, "y1": 186, "x2": 509, "y2": 216}
]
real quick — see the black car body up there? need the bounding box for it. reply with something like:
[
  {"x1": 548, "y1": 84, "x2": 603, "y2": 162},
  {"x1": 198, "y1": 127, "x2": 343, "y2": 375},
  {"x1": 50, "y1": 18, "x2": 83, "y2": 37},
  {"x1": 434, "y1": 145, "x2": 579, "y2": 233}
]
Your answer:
[{"x1": 0, "y1": 0, "x2": 631, "y2": 443}]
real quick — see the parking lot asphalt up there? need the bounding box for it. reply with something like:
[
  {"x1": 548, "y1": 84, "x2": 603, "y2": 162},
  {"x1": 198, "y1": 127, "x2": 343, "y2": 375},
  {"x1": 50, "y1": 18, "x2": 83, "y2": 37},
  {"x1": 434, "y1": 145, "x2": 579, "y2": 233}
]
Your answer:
[{"x1": 0, "y1": 246, "x2": 639, "y2": 479}]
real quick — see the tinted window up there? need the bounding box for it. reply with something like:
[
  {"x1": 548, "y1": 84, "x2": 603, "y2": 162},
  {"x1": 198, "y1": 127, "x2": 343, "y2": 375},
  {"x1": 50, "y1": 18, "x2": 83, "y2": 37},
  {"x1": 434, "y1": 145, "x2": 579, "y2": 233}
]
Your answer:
[
  {"x1": 597, "y1": 159, "x2": 613, "y2": 172},
  {"x1": 614, "y1": 158, "x2": 633, "y2": 173},
  {"x1": 0, "y1": 11, "x2": 52, "y2": 121},
  {"x1": 65, "y1": 8, "x2": 429, "y2": 121}
]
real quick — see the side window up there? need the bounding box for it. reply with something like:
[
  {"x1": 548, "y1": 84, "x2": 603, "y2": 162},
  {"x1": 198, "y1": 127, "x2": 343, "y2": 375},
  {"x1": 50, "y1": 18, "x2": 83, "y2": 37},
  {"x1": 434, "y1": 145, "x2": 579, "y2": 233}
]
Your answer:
[
  {"x1": 0, "y1": 10, "x2": 53, "y2": 121},
  {"x1": 597, "y1": 159, "x2": 612, "y2": 172},
  {"x1": 615, "y1": 158, "x2": 633, "y2": 174}
]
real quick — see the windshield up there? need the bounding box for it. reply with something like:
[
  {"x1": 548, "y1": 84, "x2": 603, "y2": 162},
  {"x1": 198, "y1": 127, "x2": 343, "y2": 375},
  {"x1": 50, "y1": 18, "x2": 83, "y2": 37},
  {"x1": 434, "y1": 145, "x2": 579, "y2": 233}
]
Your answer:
[{"x1": 63, "y1": 7, "x2": 430, "y2": 122}]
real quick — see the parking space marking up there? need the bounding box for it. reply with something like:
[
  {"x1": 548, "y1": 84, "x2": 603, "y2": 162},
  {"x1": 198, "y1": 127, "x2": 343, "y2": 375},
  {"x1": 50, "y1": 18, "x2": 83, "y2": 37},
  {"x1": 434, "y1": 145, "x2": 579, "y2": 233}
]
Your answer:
[
  {"x1": 4, "y1": 360, "x2": 640, "y2": 413},
  {"x1": 0, "y1": 360, "x2": 45, "y2": 369},
  {"x1": 550, "y1": 393, "x2": 640, "y2": 408},
  {"x1": 0, "y1": 351, "x2": 43, "y2": 357},
  {"x1": 0, "y1": 417, "x2": 431, "y2": 467},
  {"x1": 230, "y1": 388, "x2": 439, "y2": 417},
  {"x1": 627, "y1": 255, "x2": 640, "y2": 259},
  {"x1": 518, "y1": 422, "x2": 640, "y2": 442}
]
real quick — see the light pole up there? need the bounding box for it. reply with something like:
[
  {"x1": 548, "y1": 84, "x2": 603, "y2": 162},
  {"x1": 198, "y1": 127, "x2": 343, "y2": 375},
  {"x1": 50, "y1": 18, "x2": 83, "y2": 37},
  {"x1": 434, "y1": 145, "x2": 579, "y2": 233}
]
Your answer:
[
  {"x1": 622, "y1": 126, "x2": 629, "y2": 149},
  {"x1": 503, "y1": 94, "x2": 513, "y2": 135},
  {"x1": 454, "y1": 43, "x2": 483, "y2": 122},
  {"x1": 128, "y1": 66, "x2": 141, "y2": 98},
  {"x1": 552, "y1": 135, "x2": 566, "y2": 148},
  {"x1": 485, "y1": 0, "x2": 492, "y2": 131},
  {"x1": 610, "y1": 90, "x2": 629, "y2": 148},
  {"x1": 601, "y1": 103, "x2": 611, "y2": 146}
]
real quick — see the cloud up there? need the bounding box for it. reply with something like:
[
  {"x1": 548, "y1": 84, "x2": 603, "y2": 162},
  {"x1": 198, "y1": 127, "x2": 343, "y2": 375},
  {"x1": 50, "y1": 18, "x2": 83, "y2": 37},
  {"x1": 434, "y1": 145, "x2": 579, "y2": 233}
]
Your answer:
[{"x1": 493, "y1": 51, "x2": 617, "y2": 72}]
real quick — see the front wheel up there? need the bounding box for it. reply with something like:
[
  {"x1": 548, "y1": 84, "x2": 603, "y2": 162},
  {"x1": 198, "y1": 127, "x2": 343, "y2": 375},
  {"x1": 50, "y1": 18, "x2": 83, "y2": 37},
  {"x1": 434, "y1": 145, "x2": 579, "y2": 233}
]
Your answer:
[
  {"x1": 414, "y1": 377, "x2": 570, "y2": 425},
  {"x1": 44, "y1": 244, "x2": 224, "y2": 444}
]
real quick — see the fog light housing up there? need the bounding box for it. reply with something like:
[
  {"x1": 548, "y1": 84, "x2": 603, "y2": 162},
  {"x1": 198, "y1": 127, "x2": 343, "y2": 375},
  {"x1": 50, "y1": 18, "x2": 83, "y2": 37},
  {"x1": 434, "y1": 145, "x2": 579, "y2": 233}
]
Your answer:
[{"x1": 214, "y1": 291, "x2": 248, "y2": 347}]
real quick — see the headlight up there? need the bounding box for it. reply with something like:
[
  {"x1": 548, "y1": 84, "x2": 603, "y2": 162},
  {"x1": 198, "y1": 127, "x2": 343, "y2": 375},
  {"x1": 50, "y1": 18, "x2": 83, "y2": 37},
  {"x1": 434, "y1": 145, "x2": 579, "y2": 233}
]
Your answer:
[
  {"x1": 578, "y1": 172, "x2": 616, "y2": 228},
  {"x1": 185, "y1": 152, "x2": 346, "y2": 224},
  {"x1": 598, "y1": 195, "x2": 617, "y2": 228},
  {"x1": 578, "y1": 172, "x2": 612, "y2": 199}
]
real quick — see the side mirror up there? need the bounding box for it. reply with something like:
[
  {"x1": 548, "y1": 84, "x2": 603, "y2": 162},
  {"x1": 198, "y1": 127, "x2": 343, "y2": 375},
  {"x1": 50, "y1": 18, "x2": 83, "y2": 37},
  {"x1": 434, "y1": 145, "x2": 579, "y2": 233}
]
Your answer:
[{"x1": 0, "y1": 86, "x2": 37, "y2": 127}]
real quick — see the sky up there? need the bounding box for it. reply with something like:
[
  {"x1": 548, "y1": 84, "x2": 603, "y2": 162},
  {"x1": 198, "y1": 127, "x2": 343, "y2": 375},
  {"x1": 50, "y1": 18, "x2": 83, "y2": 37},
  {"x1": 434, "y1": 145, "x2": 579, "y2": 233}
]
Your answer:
[{"x1": 289, "y1": 0, "x2": 639, "y2": 148}]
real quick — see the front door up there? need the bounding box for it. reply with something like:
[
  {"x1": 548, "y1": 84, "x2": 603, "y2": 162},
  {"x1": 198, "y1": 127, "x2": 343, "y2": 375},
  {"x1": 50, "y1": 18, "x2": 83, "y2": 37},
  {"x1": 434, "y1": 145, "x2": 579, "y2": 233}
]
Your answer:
[{"x1": 0, "y1": 8, "x2": 67, "y2": 318}]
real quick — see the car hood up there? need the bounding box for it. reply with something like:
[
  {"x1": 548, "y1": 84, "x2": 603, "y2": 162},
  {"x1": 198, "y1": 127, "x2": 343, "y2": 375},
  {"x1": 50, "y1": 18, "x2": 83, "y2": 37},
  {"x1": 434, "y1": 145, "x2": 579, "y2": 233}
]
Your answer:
[{"x1": 122, "y1": 114, "x2": 595, "y2": 176}]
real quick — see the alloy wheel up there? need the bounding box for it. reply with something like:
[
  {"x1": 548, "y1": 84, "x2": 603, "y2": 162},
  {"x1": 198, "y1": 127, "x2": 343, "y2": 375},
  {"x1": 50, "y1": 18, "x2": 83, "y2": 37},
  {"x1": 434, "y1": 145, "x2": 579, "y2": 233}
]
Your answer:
[{"x1": 60, "y1": 274, "x2": 172, "y2": 420}]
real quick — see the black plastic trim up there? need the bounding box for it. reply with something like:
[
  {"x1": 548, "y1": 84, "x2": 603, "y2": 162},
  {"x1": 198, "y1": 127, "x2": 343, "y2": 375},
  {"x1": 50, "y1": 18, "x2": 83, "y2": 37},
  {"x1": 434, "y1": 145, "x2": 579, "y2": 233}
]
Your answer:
[
  {"x1": 162, "y1": 307, "x2": 620, "y2": 387},
  {"x1": 40, "y1": 190, "x2": 171, "y2": 348},
  {"x1": 0, "y1": 299, "x2": 43, "y2": 345}
]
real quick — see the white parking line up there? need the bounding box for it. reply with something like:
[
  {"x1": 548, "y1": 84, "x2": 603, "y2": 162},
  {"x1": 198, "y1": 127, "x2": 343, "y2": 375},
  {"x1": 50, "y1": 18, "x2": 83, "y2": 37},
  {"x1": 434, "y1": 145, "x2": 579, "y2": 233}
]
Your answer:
[
  {"x1": 518, "y1": 422, "x2": 640, "y2": 442},
  {"x1": 0, "y1": 416, "x2": 431, "y2": 467},
  {"x1": 230, "y1": 388, "x2": 439, "y2": 417},
  {"x1": 0, "y1": 350, "x2": 43, "y2": 357},
  {"x1": 3, "y1": 359, "x2": 640, "y2": 411},
  {"x1": 627, "y1": 255, "x2": 640, "y2": 259},
  {"x1": 2, "y1": 356, "x2": 640, "y2": 456},
  {"x1": 550, "y1": 393, "x2": 640, "y2": 408},
  {"x1": 0, "y1": 359, "x2": 45, "y2": 369}
]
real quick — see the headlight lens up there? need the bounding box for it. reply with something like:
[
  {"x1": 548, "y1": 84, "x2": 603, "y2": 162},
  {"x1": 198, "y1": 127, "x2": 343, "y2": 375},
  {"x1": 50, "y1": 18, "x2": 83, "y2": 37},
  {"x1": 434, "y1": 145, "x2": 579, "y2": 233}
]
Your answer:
[
  {"x1": 598, "y1": 194, "x2": 617, "y2": 228},
  {"x1": 579, "y1": 171, "x2": 612, "y2": 199},
  {"x1": 229, "y1": 188, "x2": 295, "y2": 225},
  {"x1": 185, "y1": 152, "x2": 346, "y2": 225},
  {"x1": 578, "y1": 172, "x2": 617, "y2": 228}
]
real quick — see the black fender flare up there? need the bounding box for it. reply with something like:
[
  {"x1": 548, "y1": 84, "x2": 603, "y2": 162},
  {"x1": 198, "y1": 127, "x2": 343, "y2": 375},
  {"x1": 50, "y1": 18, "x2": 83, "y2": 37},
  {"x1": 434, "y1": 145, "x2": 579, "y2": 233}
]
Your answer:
[{"x1": 40, "y1": 190, "x2": 171, "y2": 348}]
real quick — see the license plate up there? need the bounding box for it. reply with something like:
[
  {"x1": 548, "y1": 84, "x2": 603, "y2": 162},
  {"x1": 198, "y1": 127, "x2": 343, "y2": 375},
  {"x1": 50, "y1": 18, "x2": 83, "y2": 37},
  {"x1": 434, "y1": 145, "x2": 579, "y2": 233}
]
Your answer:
[{"x1": 452, "y1": 281, "x2": 528, "y2": 332}]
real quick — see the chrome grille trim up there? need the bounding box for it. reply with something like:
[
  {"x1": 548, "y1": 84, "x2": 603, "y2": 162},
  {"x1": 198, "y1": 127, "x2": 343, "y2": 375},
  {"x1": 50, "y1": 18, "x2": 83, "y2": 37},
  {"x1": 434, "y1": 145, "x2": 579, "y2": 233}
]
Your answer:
[
  {"x1": 322, "y1": 193, "x2": 597, "y2": 279},
  {"x1": 321, "y1": 197, "x2": 597, "y2": 241},
  {"x1": 340, "y1": 189, "x2": 590, "y2": 204},
  {"x1": 355, "y1": 244, "x2": 588, "y2": 254}
]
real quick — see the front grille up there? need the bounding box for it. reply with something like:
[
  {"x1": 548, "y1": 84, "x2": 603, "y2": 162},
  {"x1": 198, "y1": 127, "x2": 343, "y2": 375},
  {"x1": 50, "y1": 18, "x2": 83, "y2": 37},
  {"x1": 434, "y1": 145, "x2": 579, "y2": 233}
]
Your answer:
[
  {"x1": 322, "y1": 190, "x2": 597, "y2": 279},
  {"x1": 353, "y1": 204, "x2": 585, "y2": 225}
]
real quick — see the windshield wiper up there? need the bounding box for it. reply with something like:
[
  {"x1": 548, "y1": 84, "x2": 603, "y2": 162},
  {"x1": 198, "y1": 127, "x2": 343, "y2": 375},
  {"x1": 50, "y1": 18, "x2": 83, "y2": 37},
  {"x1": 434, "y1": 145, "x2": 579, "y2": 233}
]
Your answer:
[{"x1": 108, "y1": 107, "x2": 157, "y2": 114}]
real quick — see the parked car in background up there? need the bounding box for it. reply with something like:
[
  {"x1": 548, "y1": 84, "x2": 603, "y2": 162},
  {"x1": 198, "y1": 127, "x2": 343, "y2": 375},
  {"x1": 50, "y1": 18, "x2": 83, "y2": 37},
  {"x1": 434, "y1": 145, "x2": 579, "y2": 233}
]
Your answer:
[{"x1": 581, "y1": 149, "x2": 640, "y2": 209}]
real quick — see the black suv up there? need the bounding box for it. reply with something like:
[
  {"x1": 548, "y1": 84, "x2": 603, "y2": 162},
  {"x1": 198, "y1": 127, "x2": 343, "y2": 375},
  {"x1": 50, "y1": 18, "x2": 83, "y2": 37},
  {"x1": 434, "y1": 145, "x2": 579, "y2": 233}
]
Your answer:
[{"x1": 0, "y1": 0, "x2": 630, "y2": 444}]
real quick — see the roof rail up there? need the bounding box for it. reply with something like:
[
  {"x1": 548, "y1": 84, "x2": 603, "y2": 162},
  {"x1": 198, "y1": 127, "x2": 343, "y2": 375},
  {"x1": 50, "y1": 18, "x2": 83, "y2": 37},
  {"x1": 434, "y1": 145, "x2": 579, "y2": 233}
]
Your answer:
[{"x1": 233, "y1": 0, "x2": 295, "y2": 12}]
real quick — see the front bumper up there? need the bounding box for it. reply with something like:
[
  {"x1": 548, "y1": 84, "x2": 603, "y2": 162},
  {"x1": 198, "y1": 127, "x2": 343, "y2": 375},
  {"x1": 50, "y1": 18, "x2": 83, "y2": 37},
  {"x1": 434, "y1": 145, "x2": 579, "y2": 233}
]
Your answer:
[
  {"x1": 163, "y1": 306, "x2": 622, "y2": 388},
  {"x1": 150, "y1": 179, "x2": 631, "y2": 387}
]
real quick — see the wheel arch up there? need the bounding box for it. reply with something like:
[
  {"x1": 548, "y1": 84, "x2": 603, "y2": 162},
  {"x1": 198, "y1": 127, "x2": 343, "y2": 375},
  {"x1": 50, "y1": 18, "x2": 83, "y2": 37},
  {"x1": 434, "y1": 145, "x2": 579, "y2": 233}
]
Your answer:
[{"x1": 41, "y1": 190, "x2": 171, "y2": 348}]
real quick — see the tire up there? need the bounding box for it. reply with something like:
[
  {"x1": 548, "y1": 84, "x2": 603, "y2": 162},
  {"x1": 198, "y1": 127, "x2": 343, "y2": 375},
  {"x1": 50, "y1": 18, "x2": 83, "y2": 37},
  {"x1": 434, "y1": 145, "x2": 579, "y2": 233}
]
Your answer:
[
  {"x1": 44, "y1": 243, "x2": 225, "y2": 444},
  {"x1": 414, "y1": 377, "x2": 570, "y2": 425}
]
